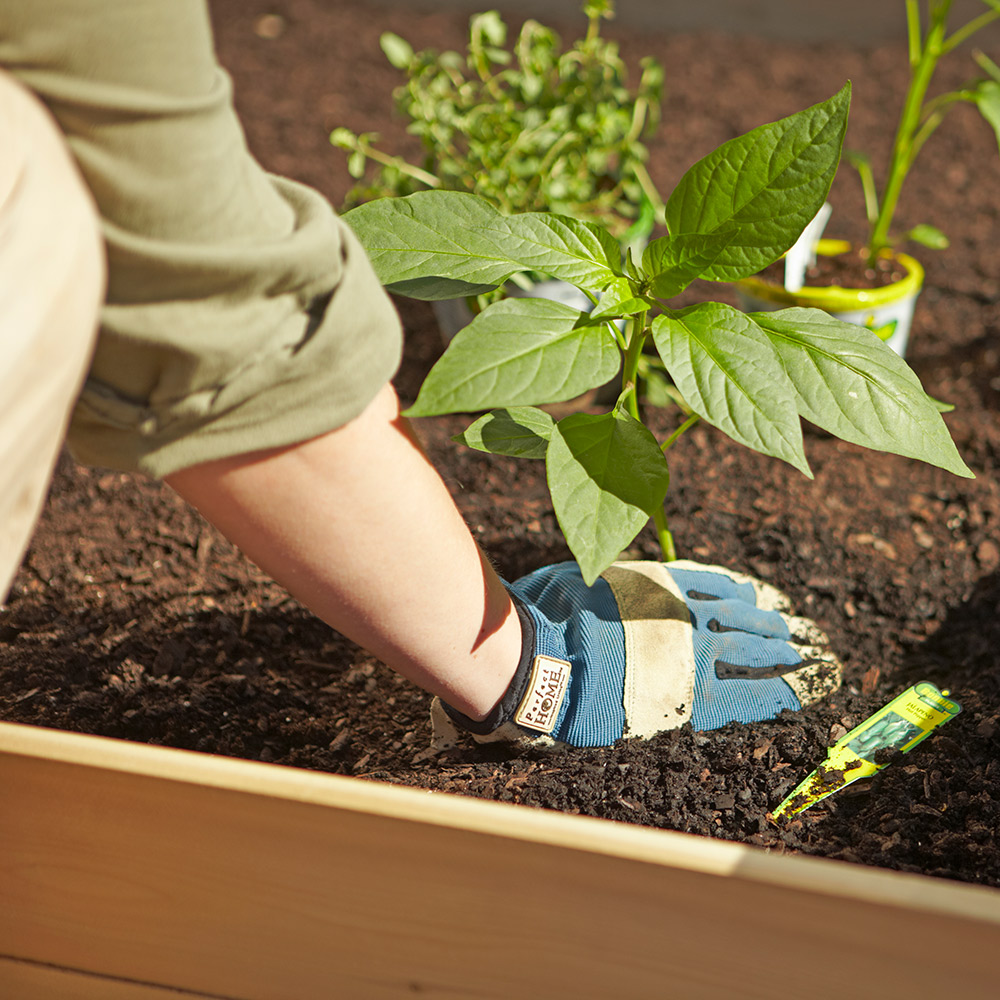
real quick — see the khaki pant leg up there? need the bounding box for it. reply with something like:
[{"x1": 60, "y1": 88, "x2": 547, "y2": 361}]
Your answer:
[{"x1": 0, "y1": 71, "x2": 104, "y2": 603}]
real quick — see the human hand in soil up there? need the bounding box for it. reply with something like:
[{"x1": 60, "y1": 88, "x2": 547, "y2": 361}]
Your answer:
[{"x1": 432, "y1": 560, "x2": 842, "y2": 749}]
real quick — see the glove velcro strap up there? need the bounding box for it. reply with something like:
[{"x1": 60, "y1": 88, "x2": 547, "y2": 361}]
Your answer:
[
  {"x1": 600, "y1": 561, "x2": 695, "y2": 736},
  {"x1": 436, "y1": 590, "x2": 571, "y2": 745}
]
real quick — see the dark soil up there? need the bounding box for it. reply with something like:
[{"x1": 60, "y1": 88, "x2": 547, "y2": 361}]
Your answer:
[
  {"x1": 758, "y1": 246, "x2": 907, "y2": 290},
  {"x1": 3, "y1": 1, "x2": 1000, "y2": 887}
]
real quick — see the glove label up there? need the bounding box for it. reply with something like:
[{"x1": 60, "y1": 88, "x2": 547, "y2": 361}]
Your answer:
[{"x1": 514, "y1": 655, "x2": 571, "y2": 734}]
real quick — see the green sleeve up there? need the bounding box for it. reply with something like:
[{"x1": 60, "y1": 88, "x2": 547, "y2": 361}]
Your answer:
[{"x1": 0, "y1": 0, "x2": 402, "y2": 476}]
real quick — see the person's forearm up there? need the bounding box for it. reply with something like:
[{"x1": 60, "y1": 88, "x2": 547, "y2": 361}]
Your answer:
[{"x1": 166, "y1": 382, "x2": 520, "y2": 720}]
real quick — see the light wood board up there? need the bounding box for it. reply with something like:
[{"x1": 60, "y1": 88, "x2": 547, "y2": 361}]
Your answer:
[
  {"x1": 0, "y1": 955, "x2": 230, "y2": 999},
  {"x1": 2, "y1": 720, "x2": 999, "y2": 999}
]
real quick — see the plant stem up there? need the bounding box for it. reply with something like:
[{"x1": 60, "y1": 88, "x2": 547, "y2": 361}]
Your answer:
[
  {"x1": 943, "y1": 5, "x2": 1000, "y2": 54},
  {"x1": 867, "y1": 2, "x2": 949, "y2": 261},
  {"x1": 620, "y1": 311, "x2": 677, "y2": 561},
  {"x1": 630, "y1": 160, "x2": 666, "y2": 218},
  {"x1": 909, "y1": 90, "x2": 968, "y2": 165},
  {"x1": 847, "y1": 151, "x2": 880, "y2": 226},
  {"x1": 975, "y1": 48, "x2": 1000, "y2": 83},
  {"x1": 353, "y1": 138, "x2": 441, "y2": 189},
  {"x1": 661, "y1": 413, "x2": 700, "y2": 453},
  {"x1": 652, "y1": 506, "x2": 676, "y2": 562},
  {"x1": 906, "y1": 0, "x2": 922, "y2": 65},
  {"x1": 621, "y1": 311, "x2": 648, "y2": 420}
]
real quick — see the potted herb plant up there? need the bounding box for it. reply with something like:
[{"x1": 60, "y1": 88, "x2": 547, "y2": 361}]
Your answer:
[
  {"x1": 344, "y1": 83, "x2": 971, "y2": 583},
  {"x1": 331, "y1": 0, "x2": 664, "y2": 338},
  {"x1": 736, "y1": 0, "x2": 1000, "y2": 356}
]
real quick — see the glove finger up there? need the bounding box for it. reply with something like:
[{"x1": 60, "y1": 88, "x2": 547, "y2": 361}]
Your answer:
[
  {"x1": 665, "y1": 563, "x2": 757, "y2": 604},
  {"x1": 703, "y1": 631, "x2": 842, "y2": 708},
  {"x1": 706, "y1": 630, "x2": 803, "y2": 677},
  {"x1": 685, "y1": 594, "x2": 792, "y2": 640},
  {"x1": 778, "y1": 640, "x2": 843, "y2": 707},
  {"x1": 667, "y1": 560, "x2": 795, "y2": 614}
]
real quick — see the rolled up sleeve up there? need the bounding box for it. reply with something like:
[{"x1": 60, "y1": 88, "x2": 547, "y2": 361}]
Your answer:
[{"x1": 0, "y1": 0, "x2": 402, "y2": 476}]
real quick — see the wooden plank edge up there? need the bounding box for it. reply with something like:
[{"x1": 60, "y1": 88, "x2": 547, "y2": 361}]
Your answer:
[
  {"x1": 3, "y1": 719, "x2": 998, "y2": 924},
  {"x1": 0, "y1": 953, "x2": 242, "y2": 999}
]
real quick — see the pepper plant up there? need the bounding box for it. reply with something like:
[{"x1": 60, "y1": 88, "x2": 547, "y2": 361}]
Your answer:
[
  {"x1": 331, "y1": 0, "x2": 663, "y2": 242},
  {"x1": 849, "y1": 0, "x2": 1000, "y2": 265},
  {"x1": 344, "y1": 84, "x2": 972, "y2": 585}
]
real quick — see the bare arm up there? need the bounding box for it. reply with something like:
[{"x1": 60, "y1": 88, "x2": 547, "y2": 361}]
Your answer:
[{"x1": 166, "y1": 382, "x2": 520, "y2": 721}]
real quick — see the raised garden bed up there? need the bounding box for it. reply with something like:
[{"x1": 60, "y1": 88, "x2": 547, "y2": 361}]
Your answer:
[
  {"x1": 3, "y1": 5, "x2": 1000, "y2": 980},
  {"x1": 3, "y1": 720, "x2": 999, "y2": 997}
]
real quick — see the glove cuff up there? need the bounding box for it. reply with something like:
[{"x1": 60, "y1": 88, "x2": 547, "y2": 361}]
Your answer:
[{"x1": 439, "y1": 588, "x2": 542, "y2": 737}]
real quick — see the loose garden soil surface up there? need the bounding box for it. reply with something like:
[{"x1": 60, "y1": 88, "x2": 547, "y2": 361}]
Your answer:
[{"x1": 3, "y1": 1, "x2": 1000, "y2": 888}]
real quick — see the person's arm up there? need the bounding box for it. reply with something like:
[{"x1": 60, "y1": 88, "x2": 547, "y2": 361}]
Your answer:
[
  {"x1": 166, "y1": 381, "x2": 521, "y2": 721},
  {"x1": 2, "y1": 0, "x2": 522, "y2": 720}
]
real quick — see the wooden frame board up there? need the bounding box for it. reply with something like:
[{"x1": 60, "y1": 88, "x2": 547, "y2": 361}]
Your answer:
[{"x1": 2, "y1": 720, "x2": 999, "y2": 999}]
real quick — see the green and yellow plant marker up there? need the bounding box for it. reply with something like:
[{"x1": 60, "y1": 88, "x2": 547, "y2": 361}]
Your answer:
[{"x1": 772, "y1": 682, "x2": 961, "y2": 821}]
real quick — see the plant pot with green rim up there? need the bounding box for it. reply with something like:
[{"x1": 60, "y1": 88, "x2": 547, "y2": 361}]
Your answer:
[
  {"x1": 737, "y1": 0, "x2": 999, "y2": 359},
  {"x1": 735, "y1": 238, "x2": 925, "y2": 357}
]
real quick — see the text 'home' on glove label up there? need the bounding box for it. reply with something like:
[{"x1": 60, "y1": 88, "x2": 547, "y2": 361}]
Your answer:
[{"x1": 515, "y1": 655, "x2": 571, "y2": 733}]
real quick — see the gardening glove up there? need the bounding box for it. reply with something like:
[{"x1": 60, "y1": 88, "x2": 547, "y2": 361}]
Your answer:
[{"x1": 431, "y1": 560, "x2": 842, "y2": 749}]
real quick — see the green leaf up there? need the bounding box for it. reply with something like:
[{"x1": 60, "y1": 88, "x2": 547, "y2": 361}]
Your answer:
[
  {"x1": 347, "y1": 151, "x2": 366, "y2": 179},
  {"x1": 590, "y1": 277, "x2": 649, "y2": 319},
  {"x1": 379, "y1": 32, "x2": 413, "y2": 69},
  {"x1": 905, "y1": 224, "x2": 949, "y2": 249},
  {"x1": 651, "y1": 304, "x2": 810, "y2": 475},
  {"x1": 329, "y1": 127, "x2": 356, "y2": 149},
  {"x1": 747, "y1": 307, "x2": 973, "y2": 478},
  {"x1": 343, "y1": 191, "x2": 621, "y2": 300},
  {"x1": 641, "y1": 231, "x2": 736, "y2": 299},
  {"x1": 546, "y1": 409, "x2": 671, "y2": 585},
  {"x1": 455, "y1": 407, "x2": 555, "y2": 459},
  {"x1": 971, "y1": 79, "x2": 1000, "y2": 153},
  {"x1": 405, "y1": 297, "x2": 621, "y2": 416},
  {"x1": 664, "y1": 83, "x2": 851, "y2": 280}
]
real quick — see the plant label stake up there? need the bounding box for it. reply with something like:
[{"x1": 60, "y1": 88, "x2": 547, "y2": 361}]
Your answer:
[{"x1": 772, "y1": 681, "x2": 961, "y2": 820}]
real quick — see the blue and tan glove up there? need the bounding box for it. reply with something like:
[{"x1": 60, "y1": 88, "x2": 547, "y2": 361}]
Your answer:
[{"x1": 432, "y1": 560, "x2": 842, "y2": 749}]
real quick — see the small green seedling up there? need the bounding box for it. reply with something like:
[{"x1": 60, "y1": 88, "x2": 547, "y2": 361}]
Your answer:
[
  {"x1": 848, "y1": 0, "x2": 1000, "y2": 264},
  {"x1": 345, "y1": 84, "x2": 972, "y2": 585},
  {"x1": 331, "y1": 0, "x2": 663, "y2": 243}
]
